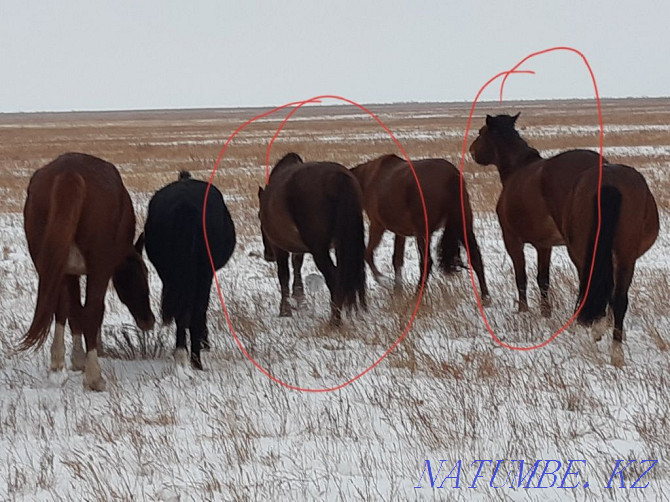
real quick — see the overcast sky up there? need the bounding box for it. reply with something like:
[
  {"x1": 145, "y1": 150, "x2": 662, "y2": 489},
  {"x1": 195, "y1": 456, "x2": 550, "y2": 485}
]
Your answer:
[{"x1": 1, "y1": 1, "x2": 668, "y2": 112}]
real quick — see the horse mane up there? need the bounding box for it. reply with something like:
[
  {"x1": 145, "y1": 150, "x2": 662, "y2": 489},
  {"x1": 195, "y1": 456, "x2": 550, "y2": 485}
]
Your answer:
[
  {"x1": 488, "y1": 114, "x2": 542, "y2": 162},
  {"x1": 178, "y1": 171, "x2": 192, "y2": 181},
  {"x1": 275, "y1": 152, "x2": 303, "y2": 169}
]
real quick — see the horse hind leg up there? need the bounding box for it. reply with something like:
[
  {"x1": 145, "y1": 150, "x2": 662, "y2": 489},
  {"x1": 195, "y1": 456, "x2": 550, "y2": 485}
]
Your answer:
[
  {"x1": 188, "y1": 272, "x2": 213, "y2": 370},
  {"x1": 610, "y1": 264, "x2": 635, "y2": 368},
  {"x1": 50, "y1": 287, "x2": 68, "y2": 373},
  {"x1": 291, "y1": 253, "x2": 305, "y2": 304},
  {"x1": 310, "y1": 248, "x2": 339, "y2": 325},
  {"x1": 415, "y1": 233, "x2": 433, "y2": 294},
  {"x1": 81, "y1": 274, "x2": 108, "y2": 391},
  {"x1": 274, "y1": 248, "x2": 292, "y2": 317},
  {"x1": 174, "y1": 319, "x2": 189, "y2": 367},
  {"x1": 67, "y1": 276, "x2": 86, "y2": 371},
  {"x1": 536, "y1": 246, "x2": 552, "y2": 317},
  {"x1": 393, "y1": 235, "x2": 406, "y2": 291}
]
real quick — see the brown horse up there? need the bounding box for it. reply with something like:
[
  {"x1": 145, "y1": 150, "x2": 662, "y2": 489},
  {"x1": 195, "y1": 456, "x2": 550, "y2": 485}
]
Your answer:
[
  {"x1": 21, "y1": 153, "x2": 155, "y2": 390},
  {"x1": 470, "y1": 113, "x2": 659, "y2": 366},
  {"x1": 351, "y1": 154, "x2": 489, "y2": 301},
  {"x1": 258, "y1": 153, "x2": 366, "y2": 325}
]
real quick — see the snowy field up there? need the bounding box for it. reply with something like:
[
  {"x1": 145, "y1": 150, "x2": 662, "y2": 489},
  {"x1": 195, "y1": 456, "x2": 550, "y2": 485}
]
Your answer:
[{"x1": 0, "y1": 99, "x2": 669, "y2": 500}]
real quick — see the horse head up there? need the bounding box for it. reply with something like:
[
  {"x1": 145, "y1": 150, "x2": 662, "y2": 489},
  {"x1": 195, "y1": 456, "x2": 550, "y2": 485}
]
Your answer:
[
  {"x1": 469, "y1": 113, "x2": 521, "y2": 166},
  {"x1": 112, "y1": 233, "x2": 155, "y2": 331}
]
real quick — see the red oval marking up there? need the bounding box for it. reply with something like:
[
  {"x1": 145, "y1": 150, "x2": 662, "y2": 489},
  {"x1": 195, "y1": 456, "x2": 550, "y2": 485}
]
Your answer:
[
  {"x1": 202, "y1": 95, "x2": 431, "y2": 392},
  {"x1": 458, "y1": 46, "x2": 605, "y2": 351}
]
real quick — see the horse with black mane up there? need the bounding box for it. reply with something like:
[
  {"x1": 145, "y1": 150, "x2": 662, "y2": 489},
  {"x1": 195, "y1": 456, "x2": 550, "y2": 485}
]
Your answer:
[
  {"x1": 351, "y1": 154, "x2": 489, "y2": 300},
  {"x1": 144, "y1": 171, "x2": 236, "y2": 370},
  {"x1": 258, "y1": 153, "x2": 366, "y2": 325},
  {"x1": 21, "y1": 153, "x2": 155, "y2": 391},
  {"x1": 470, "y1": 113, "x2": 659, "y2": 366}
]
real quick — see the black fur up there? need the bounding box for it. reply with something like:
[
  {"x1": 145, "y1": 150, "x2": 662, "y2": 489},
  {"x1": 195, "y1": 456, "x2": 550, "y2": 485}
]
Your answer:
[{"x1": 144, "y1": 175, "x2": 236, "y2": 369}]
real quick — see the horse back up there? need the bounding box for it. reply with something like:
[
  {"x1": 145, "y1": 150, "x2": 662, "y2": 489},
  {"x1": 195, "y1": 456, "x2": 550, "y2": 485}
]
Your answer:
[
  {"x1": 24, "y1": 152, "x2": 136, "y2": 270},
  {"x1": 145, "y1": 179, "x2": 235, "y2": 274}
]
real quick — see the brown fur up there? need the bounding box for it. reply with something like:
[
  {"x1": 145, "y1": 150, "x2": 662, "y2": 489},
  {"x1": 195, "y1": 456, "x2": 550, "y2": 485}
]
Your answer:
[
  {"x1": 351, "y1": 154, "x2": 489, "y2": 298},
  {"x1": 21, "y1": 153, "x2": 155, "y2": 384},
  {"x1": 470, "y1": 114, "x2": 659, "y2": 359}
]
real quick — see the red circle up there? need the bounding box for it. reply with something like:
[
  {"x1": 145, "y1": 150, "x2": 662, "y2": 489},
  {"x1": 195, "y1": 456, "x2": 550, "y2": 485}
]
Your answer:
[
  {"x1": 201, "y1": 95, "x2": 431, "y2": 392},
  {"x1": 458, "y1": 46, "x2": 605, "y2": 351}
]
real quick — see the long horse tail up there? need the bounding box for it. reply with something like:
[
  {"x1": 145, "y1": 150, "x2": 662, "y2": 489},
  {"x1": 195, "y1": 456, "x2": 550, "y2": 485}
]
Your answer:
[
  {"x1": 21, "y1": 172, "x2": 86, "y2": 351},
  {"x1": 334, "y1": 174, "x2": 366, "y2": 310},
  {"x1": 159, "y1": 203, "x2": 199, "y2": 325},
  {"x1": 577, "y1": 185, "x2": 622, "y2": 324},
  {"x1": 438, "y1": 180, "x2": 468, "y2": 273}
]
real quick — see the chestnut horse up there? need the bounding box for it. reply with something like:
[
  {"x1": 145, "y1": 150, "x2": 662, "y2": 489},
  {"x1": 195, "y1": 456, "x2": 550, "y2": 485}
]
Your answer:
[
  {"x1": 258, "y1": 153, "x2": 366, "y2": 325},
  {"x1": 470, "y1": 114, "x2": 659, "y2": 366},
  {"x1": 21, "y1": 153, "x2": 155, "y2": 390},
  {"x1": 351, "y1": 154, "x2": 489, "y2": 301},
  {"x1": 144, "y1": 171, "x2": 236, "y2": 370}
]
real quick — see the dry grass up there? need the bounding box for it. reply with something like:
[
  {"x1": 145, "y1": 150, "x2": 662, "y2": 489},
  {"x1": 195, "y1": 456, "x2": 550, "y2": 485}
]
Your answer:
[{"x1": 0, "y1": 98, "x2": 669, "y2": 500}]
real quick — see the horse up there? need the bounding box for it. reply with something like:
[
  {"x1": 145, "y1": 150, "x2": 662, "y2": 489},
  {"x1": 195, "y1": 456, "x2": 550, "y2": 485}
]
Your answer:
[
  {"x1": 470, "y1": 113, "x2": 659, "y2": 366},
  {"x1": 21, "y1": 152, "x2": 155, "y2": 391},
  {"x1": 143, "y1": 171, "x2": 236, "y2": 370},
  {"x1": 258, "y1": 152, "x2": 366, "y2": 325},
  {"x1": 351, "y1": 154, "x2": 490, "y2": 300}
]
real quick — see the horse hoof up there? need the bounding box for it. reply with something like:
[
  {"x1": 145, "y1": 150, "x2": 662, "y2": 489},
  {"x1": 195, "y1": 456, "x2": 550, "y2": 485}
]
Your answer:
[
  {"x1": 540, "y1": 305, "x2": 552, "y2": 318},
  {"x1": 611, "y1": 341, "x2": 625, "y2": 368},
  {"x1": 517, "y1": 304, "x2": 529, "y2": 313},
  {"x1": 190, "y1": 356, "x2": 204, "y2": 371},
  {"x1": 174, "y1": 347, "x2": 189, "y2": 367},
  {"x1": 83, "y1": 375, "x2": 107, "y2": 392},
  {"x1": 481, "y1": 295, "x2": 492, "y2": 307},
  {"x1": 279, "y1": 309, "x2": 292, "y2": 318}
]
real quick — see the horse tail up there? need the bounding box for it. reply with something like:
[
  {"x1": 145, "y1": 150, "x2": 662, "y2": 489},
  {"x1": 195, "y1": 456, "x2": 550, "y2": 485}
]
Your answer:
[
  {"x1": 160, "y1": 203, "x2": 199, "y2": 325},
  {"x1": 577, "y1": 185, "x2": 622, "y2": 324},
  {"x1": 438, "y1": 180, "x2": 467, "y2": 273},
  {"x1": 21, "y1": 172, "x2": 86, "y2": 351},
  {"x1": 334, "y1": 174, "x2": 366, "y2": 310}
]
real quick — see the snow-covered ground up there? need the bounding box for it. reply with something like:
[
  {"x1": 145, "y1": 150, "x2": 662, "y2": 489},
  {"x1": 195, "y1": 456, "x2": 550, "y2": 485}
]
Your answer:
[
  {"x1": 1, "y1": 203, "x2": 668, "y2": 500},
  {"x1": 1, "y1": 101, "x2": 669, "y2": 500}
]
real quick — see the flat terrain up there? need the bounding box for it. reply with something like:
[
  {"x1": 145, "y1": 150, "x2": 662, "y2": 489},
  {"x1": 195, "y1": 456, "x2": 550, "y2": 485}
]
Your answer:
[{"x1": 0, "y1": 98, "x2": 669, "y2": 500}]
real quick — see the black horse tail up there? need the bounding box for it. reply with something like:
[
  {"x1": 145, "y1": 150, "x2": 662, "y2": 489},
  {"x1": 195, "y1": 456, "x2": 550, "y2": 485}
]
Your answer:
[
  {"x1": 438, "y1": 182, "x2": 467, "y2": 273},
  {"x1": 577, "y1": 185, "x2": 622, "y2": 324},
  {"x1": 334, "y1": 174, "x2": 366, "y2": 310},
  {"x1": 160, "y1": 203, "x2": 198, "y2": 325},
  {"x1": 22, "y1": 172, "x2": 86, "y2": 351}
]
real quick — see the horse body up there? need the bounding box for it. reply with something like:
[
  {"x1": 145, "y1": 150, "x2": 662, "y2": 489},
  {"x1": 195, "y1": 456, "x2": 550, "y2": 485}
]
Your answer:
[
  {"x1": 22, "y1": 153, "x2": 155, "y2": 391},
  {"x1": 351, "y1": 154, "x2": 489, "y2": 299},
  {"x1": 470, "y1": 114, "x2": 659, "y2": 365},
  {"x1": 144, "y1": 172, "x2": 236, "y2": 370},
  {"x1": 258, "y1": 153, "x2": 366, "y2": 324}
]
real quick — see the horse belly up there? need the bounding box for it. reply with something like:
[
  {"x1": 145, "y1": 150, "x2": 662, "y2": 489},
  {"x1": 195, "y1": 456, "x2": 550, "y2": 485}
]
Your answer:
[{"x1": 65, "y1": 245, "x2": 87, "y2": 274}]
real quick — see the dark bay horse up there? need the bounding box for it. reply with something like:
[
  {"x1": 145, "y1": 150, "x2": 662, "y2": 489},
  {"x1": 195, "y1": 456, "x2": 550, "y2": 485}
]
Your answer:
[
  {"x1": 144, "y1": 171, "x2": 236, "y2": 370},
  {"x1": 21, "y1": 153, "x2": 155, "y2": 391},
  {"x1": 258, "y1": 153, "x2": 366, "y2": 325},
  {"x1": 470, "y1": 113, "x2": 659, "y2": 366},
  {"x1": 351, "y1": 154, "x2": 489, "y2": 300}
]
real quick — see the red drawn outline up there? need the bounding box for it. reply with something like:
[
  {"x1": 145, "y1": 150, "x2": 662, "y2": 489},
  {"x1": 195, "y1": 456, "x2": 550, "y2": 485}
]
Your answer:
[
  {"x1": 202, "y1": 95, "x2": 431, "y2": 392},
  {"x1": 458, "y1": 46, "x2": 605, "y2": 351}
]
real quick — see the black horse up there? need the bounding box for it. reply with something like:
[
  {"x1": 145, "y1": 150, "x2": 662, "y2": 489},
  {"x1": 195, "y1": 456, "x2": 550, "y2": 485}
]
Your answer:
[{"x1": 144, "y1": 172, "x2": 236, "y2": 369}]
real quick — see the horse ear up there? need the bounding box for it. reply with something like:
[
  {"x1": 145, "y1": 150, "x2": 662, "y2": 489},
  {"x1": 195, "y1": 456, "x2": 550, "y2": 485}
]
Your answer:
[
  {"x1": 257, "y1": 186, "x2": 264, "y2": 199},
  {"x1": 485, "y1": 114, "x2": 493, "y2": 126},
  {"x1": 512, "y1": 112, "x2": 521, "y2": 123},
  {"x1": 134, "y1": 232, "x2": 145, "y2": 254}
]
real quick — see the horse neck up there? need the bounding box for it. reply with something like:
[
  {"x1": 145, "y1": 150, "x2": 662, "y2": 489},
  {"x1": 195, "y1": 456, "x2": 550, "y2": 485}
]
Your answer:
[{"x1": 495, "y1": 140, "x2": 542, "y2": 183}]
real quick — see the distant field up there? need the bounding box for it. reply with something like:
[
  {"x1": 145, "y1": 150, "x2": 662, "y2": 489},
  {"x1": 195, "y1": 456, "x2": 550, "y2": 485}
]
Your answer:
[{"x1": 0, "y1": 98, "x2": 668, "y2": 500}]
